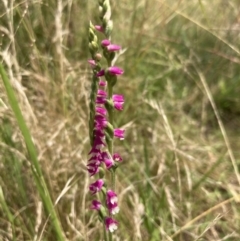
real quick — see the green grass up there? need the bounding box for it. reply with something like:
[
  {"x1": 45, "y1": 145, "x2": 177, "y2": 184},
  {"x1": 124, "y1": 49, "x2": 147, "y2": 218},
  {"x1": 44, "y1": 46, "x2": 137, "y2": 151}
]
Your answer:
[{"x1": 0, "y1": 0, "x2": 240, "y2": 240}]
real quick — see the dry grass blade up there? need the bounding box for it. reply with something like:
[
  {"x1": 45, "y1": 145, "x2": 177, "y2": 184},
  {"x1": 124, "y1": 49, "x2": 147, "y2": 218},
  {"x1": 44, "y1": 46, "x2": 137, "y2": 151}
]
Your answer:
[
  {"x1": 164, "y1": 2, "x2": 240, "y2": 55},
  {"x1": 194, "y1": 65, "x2": 240, "y2": 186},
  {"x1": 171, "y1": 195, "x2": 240, "y2": 239}
]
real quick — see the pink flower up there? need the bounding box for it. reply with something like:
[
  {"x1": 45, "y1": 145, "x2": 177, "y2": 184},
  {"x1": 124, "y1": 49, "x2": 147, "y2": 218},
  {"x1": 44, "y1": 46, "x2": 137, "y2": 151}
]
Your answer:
[
  {"x1": 96, "y1": 96, "x2": 107, "y2": 104},
  {"x1": 87, "y1": 163, "x2": 99, "y2": 176},
  {"x1": 95, "y1": 115, "x2": 108, "y2": 130},
  {"x1": 96, "y1": 69, "x2": 105, "y2": 77},
  {"x1": 88, "y1": 59, "x2": 96, "y2": 67},
  {"x1": 113, "y1": 153, "x2": 123, "y2": 162},
  {"x1": 88, "y1": 154, "x2": 101, "y2": 166},
  {"x1": 95, "y1": 25, "x2": 104, "y2": 32},
  {"x1": 114, "y1": 129, "x2": 125, "y2": 140},
  {"x1": 91, "y1": 200, "x2": 101, "y2": 210},
  {"x1": 112, "y1": 94, "x2": 124, "y2": 102},
  {"x1": 104, "y1": 158, "x2": 114, "y2": 169},
  {"x1": 112, "y1": 94, "x2": 124, "y2": 111},
  {"x1": 97, "y1": 89, "x2": 107, "y2": 97},
  {"x1": 108, "y1": 66, "x2": 124, "y2": 75},
  {"x1": 89, "y1": 179, "x2": 104, "y2": 195},
  {"x1": 99, "y1": 80, "x2": 107, "y2": 87},
  {"x1": 93, "y1": 129, "x2": 105, "y2": 139},
  {"x1": 88, "y1": 149, "x2": 103, "y2": 165},
  {"x1": 88, "y1": 133, "x2": 105, "y2": 154},
  {"x1": 113, "y1": 102, "x2": 124, "y2": 110},
  {"x1": 101, "y1": 152, "x2": 114, "y2": 169},
  {"x1": 96, "y1": 106, "x2": 107, "y2": 116},
  {"x1": 107, "y1": 44, "x2": 121, "y2": 52},
  {"x1": 107, "y1": 202, "x2": 120, "y2": 215},
  {"x1": 105, "y1": 217, "x2": 118, "y2": 232},
  {"x1": 101, "y1": 39, "x2": 111, "y2": 47},
  {"x1": 106, "y1": 190, "x2": 118, "y2": 205}
]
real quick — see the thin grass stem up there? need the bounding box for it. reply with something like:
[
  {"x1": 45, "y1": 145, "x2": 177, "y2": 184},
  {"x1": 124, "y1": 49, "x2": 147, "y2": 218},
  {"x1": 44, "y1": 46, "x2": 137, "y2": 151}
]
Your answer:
[{"x1": 0, "y1": 64, "x2": 66, "y2": 241}]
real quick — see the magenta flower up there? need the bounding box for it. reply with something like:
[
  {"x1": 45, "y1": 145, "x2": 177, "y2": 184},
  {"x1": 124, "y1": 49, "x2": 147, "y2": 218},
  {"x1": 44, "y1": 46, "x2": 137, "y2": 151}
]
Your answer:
[
  {"x1": 113, "y1": 102, "x2": 124, "y2": 110},
  {"x1": 96, "y1": 106, "x2": 107, "y2": 116},
  {"x1": 91, "y1": 200, "x2": 101, "y2": 210},
  {"x1": 96, "y1": 96, "x2": 107, "y2": 104},
  {"x1": 104, "y1": 158, "x2": 114, "y2": 169},
  {"x1": 106, "y1": 190, "x2": 118, "y2": 205},
  {"x1": 88, "y1": 150, "x2": 103, "y2": 165},
  {"x1": 99, "y1": 80, "x2": 107, "y2": 87},
  {"x1": 112, "y1": 94, "x2": 124, "y2": 111},
  {"x1": 105, "y1": 217, "x2": 118, "y2": 232},
  {"x1": 114, "y1": 128, "x2": 125, "y2": 140},
  {"x1": 96, "y1": 69, "x2": 105, "y2": 77},
  {"x1": 107, "y1": 44, "x2": 121, "y2": 52},
  {"x1": 101, "y1": 152, "x2": 114, "y2": 169},
  {"x1": 87, "y1": 163, "x2": 99, "y2": 176},
  {"x1": 88, "y1": 155, "x2": 101, "y2": 166},
  {"x1": 113, "y1": 153, "x2": 122, "y2": 162},
  {"x1": 101, "y1": 39, "x2": 111, "y2": 47},
  {"x1": 89, "y1": 179, "x2": 104, "y2": 195},
  {"x1": 88, "y1": 3, "x2": 126, "y2": 227},
  {"x1": 88, "y1": 134, "x2": 105, "y2": 154},
  {"x1": 108, "y1": 66, "x2": 124, "y2": 75},
  {"x1": 88, "y1": 144, "x2": 101, "y2": 156},
  {"x1": 97, "y1": 89, "x2": 107, "y2": 96},
  {"x1": 107, "y1": 202, "x2": 120, "y2": 215},
  {"x1": 95, "y1": 115, "x2": 108, "y2": 130},
  {"x1": 95, "y1": 25, "x2": 104, "y2": 32},
  {"x1": 93, "y1": 129, "x2": 105, "y2": 138},
  {"x1": 112, "y1": 94, "x2": 124, "y2": 102}
]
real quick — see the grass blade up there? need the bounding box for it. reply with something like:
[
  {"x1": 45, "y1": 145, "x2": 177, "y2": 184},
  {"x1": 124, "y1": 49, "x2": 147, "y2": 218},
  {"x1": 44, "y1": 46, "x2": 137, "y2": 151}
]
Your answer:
[{"x1": 0, "y1": 63, "x2": 66, "y2": 241}]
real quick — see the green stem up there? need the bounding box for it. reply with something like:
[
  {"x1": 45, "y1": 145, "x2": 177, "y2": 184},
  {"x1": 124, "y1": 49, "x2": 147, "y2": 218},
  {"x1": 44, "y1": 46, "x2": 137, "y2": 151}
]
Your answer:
[
  {"x1": 107, "y1": 84, "x2": 113, "y2": 156},
  {"x1": 107, "y1": 82, "x2": 115, "y2": 192},
  {"x1": 0, "y1": 186, "x2": 16, "y2": 241},
  {"x1": 108, "y1": 232, "x2": 113, "y2": 241},
  {"x1": 108, "y1": 84, "x2": 113, "y2": 116},
  {"x1": 89, "y1": 74, "x2": 99, "y2": 145},
  {"x1": 111, "y1": 170, "x2": 116, "y2": 191},
  {"x1": 103, "y1": 223, "x2": 108, "y2": 241}
]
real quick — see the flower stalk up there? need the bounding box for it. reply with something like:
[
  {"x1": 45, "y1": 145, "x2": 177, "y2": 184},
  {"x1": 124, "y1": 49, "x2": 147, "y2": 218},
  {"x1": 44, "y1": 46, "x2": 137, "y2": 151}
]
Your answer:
[{"x1": 87, "y1": 0, "x2": 125, "y2": 237}]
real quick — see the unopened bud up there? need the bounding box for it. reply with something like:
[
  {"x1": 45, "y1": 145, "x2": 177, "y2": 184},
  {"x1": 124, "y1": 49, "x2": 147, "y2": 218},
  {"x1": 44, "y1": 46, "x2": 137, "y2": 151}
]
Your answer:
[{"x1": 95, "y1": 53, "x2": 102, "y2": 61}]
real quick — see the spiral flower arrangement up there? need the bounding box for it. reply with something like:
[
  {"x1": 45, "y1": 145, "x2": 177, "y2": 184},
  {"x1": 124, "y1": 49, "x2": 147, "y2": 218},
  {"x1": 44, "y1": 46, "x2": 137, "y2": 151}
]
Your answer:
[{"x1": 87, "y1": 0, "x2": 124, "y2": 236}]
